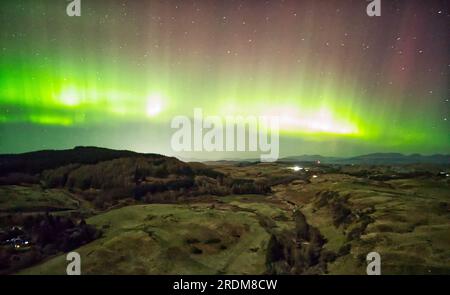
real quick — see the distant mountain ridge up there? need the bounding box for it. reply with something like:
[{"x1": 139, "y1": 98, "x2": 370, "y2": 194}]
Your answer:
[
  {"x1": 1, "y1": 148, "x2": 449, "y2": 176},
  {"x1": 280, "y1": 153, "x2": 450, "y2": 165}
]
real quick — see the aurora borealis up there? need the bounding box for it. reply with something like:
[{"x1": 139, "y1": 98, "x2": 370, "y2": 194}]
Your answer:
[{"x1": 0, "y1": 0, "x2": 448, "y2": 158}]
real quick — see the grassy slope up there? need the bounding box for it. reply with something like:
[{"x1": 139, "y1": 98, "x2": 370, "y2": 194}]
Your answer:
[
  {"x1": 19, "y1": 202, "x2": 273, "y2": 275},
  {"x1": 0, "y1": 185, "x2": 80, "y2": 213},
  {"x1": 273, "y1": 173, "x2": 450, "y2": 274}
]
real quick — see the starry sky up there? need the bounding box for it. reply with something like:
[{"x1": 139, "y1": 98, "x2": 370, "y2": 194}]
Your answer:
[{"x1": 0, "y1": 0, "x2": 448, "y2": 159}]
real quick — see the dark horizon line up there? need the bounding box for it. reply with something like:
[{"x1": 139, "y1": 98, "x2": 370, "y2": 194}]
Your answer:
[{"x1": 0, "y1": 145, "x2": 448, "y2": 162}]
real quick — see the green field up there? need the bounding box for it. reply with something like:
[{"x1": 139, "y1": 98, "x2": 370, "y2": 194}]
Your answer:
[
  {"x1": 19, "y1": 201, "x2": 275, "y2": 275},
  {"x1": 0, "y1": 185, "x2": 80, "y2": 213}
]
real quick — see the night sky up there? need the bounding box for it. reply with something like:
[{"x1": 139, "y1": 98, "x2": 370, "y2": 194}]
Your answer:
[{"x1": 0, "y1": 0, "x2": 448, "y2": 159}]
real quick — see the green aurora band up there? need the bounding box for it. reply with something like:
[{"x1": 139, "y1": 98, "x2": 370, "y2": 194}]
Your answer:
[{"x1": 0, "y1": 0, "x2": 448, "y2": 157}]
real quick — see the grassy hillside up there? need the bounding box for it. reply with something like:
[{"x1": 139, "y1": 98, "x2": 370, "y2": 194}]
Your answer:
[
  {"x1": 19, "y1": 202, "x2": 273, "y2": 275},
  {"x1": 273, "y1": 173, "x2": 450, "y2": 274},
  {"x1": 0, "y1": 146, "x2": 164, "y2": 176},
  {"x1": 0, "y1": 185, "x2": 81, "y2": 213}
]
